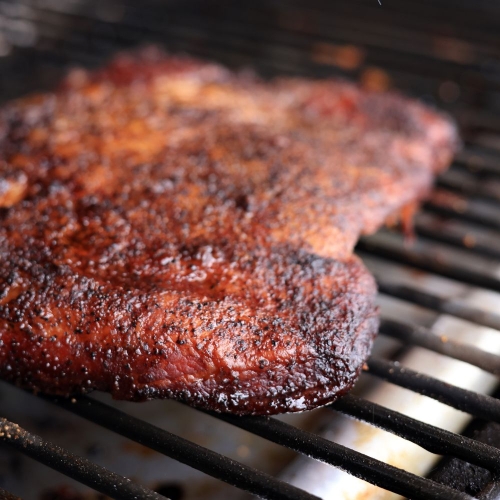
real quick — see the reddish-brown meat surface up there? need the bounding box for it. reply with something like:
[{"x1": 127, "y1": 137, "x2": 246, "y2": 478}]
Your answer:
[{"x1": 0, "y1": 49, "x2": 457, "y2": 414}]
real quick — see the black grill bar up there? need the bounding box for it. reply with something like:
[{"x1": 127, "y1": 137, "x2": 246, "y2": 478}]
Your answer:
[
  {"x1": 376, "y1": 279, "x2": 500, "y2": 332},
  {"x1": 273, "y1": 0, "x2": 500, "y2": 47},
  {"x1": 0, "y1": 417, "x2": 167, "y2": 500},
  {"x1": 25, "y1": 17, "x2": 306, "y2": 77},
  {"x1": 414, "y1": 215, "x2": 500, "y2": 260},
  {"x1": 212, "y1": 411, "x2": 475, "y2": 500},
  {"x1": 9, "y1": 0, "x2": 500, "y2": 98},
  {"x1": 366, "y1": 358, "x2": 500, "y2": 423},
  {"x1": 357, "y1": 239, "x2": 500, "y2": 293},
  {"x1": 437, "y1": 171, "x2": 500, "y2": 205},
  {"x1": 40, "y1": 394, "x2": 319, "y2": 500},
  {"x1": 31, "y1": 0, "x2": 500, "y2": 58},
  {"x1": 330, "y1": 393, "x2": 500, "y2": 474},
  {"x1": 126, "y1": 1, "x2": 500, "y2": 90},
  {"x1": 379, "y1": 318, "x2": 500, "y2": 375},
  {"x1": 455, "y1": 149, "x2": 500, "y2": 177},
  {"x1": 21, "y1": 1, "x2": 487, "y2": 67},
  {"x1": 3, "y1": 0, "x2": 500, "y2": 111},
  {"x1": 424, "y1": 198, "x2": 500, "y2": 233}
]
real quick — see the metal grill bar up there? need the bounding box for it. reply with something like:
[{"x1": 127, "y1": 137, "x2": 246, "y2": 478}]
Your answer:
[
  {"x1": 28, "y1": 0, "x2": 491, "y2": 63},
  {"x1": 0, "y1": 417, "x2": 167, "y2": 500},
  {"x1": 376, "y1": 279, "x2": 500, "y2": 331},
  {"x1": 6, "y1": 0, "x2": 500, "y2": 68},
  {"x1": 414, "y1": 216, "x2": 500, "y2": 260},
  {"x1": 357, "y1": 240, "x2": 500, "y2": 293},
  {"x1": 366, "y1": 358, "x2": 500, "y2": 423},
  {"x1": 40, "y1": 391, "x2": 477, "y2": 500},
  {"x1": 424, "y1": 198, "x2": 500, "y2": 233},
  {"x1": 211, "y1": 411, "x2": 474, "y2": 500},
  {"x1": 330, "y1": 394, "x2": 500, "y2": 474},
  {"x1": 455, "y1": 149, "x2": 500, "y2": 177},
  {"x1": 271, "y1": 0, "x2": 500, "y2": 41},
  {"x1": 133, "y1": 1, "x2": 500, "y2": 76},
  {"x1": 39, "y1": 394, "x2": 319, "y2": 500},
  {"x1": 174, "y1": 8, "x2": 500, "y2": 95},
  {"x1": 25, "y1": 377, "x2": 494, "y2": 500},
  {"x1": 437, "y1": 172, "x2": 500, "y2": 204},
  {"x1": 379, "y1": 318, "x2": 500, "y2": 375},
  {"x1": 9, "y1": 0, "x2": 500, "y2": 96}
]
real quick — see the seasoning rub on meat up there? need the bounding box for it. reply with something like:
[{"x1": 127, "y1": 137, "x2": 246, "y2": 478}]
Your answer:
[{"x1": 0, "y1": 49, "x2": 458, "y2": 414}]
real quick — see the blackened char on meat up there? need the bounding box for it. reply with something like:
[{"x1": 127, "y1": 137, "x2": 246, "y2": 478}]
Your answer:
[{"x1": 0, "y1": 48, "x2": 458, "y2": 414}]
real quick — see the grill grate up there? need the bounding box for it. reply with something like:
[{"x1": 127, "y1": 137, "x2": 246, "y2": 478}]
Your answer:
[
  {"x1": 0, "y1": 418, "x2": 166, "y2": 500},
  {"x1": 1, "y1": 1, "x2": 500, "y2": 499}
]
